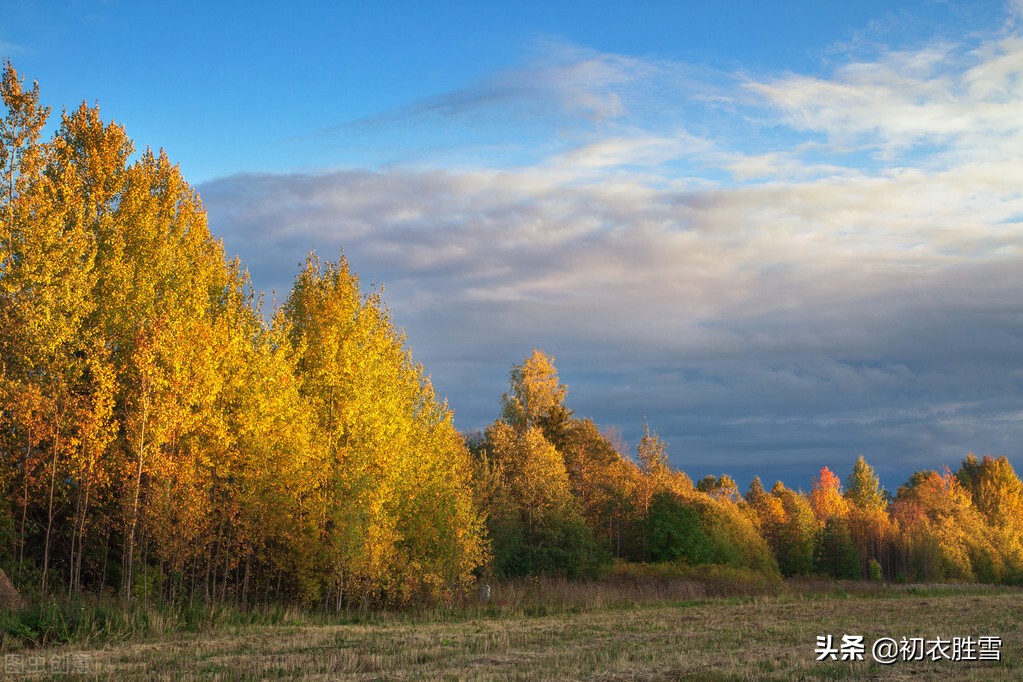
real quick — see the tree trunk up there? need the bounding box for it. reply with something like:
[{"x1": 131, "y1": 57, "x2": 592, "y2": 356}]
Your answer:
[
  {"x1": 69, "y1": 454, "x2": 95, "y2": 597},
  {"x1": 41, "y1": 428, "x2": 60, "y2": 596},
  {"x1": 123, "y1": 393, "x2": 149, "y2": 602},
  {"x1": 123, "y1": 442, "x2": 145, "y2": 601},
  {"x1": 336, "y1": 566, "x2": 344, "y2": 612},
  {"x1": 18, "y1": 433, "x2": 32, "y2": 570},
  {"x1": 241, "y1": 551, "x2": 251, "y2": 608}
]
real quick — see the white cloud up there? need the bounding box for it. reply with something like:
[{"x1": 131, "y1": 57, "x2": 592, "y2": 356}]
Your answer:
[{"x1": 746, "y1": 35, "x2": 1023, "y2": 162}]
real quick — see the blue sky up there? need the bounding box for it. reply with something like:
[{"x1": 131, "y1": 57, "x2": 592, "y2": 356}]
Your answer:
[{"x1": 4, "y1": 1, "x2": 1022, "y2": 490}]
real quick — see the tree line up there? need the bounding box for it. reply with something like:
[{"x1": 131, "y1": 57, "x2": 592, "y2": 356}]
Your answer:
[
  {"x1": 470, "y1": 350, "x2": 1023, "y2": 586},
  {"x1": 1, "y1": 64, "x2": 1020, "y2": 609}
]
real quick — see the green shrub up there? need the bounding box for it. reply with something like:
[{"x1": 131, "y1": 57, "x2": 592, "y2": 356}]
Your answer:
[{"x1": 682, "y1": 564, "x2": 784, "y2": 597}]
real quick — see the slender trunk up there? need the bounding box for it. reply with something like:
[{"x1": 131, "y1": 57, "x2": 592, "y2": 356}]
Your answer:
[
  {"x1": 18, "y1": 434, "x2": 32, "y2": 569},
  {"x1": 204, "y1": 481, "x2": 218, "y2": 600},
  {"x1": 100, "y1": 530, "x2": 109, "y2": 590},
  {"x1": 7, "y1": 149, "x2": 15, "y2": 236},
  {"x1": 208, "y1": 544, "x2": 218, "y2": 603},
  {"x1": 68, "y1": 481, "x2": 82, "y2": 598},
  {"x1": 142, "y1": 543, "x2": 149, "y2": 603},
  {"x1": 220, "y1": 550, "x2": 229, "y2": 603},
  {"x1": 617, "y1": 516, "x2": 621, "y2": 558},
  {"x1": 241, "y1": 551, "x2": 251, "y2": 608},
  {"x1": 69, "y1": 453, "x2": 94, "y2": 597},
  {"x1": 41, "y1": 428, "x2": 60, "y2": 596},
  {"x1": 233, "y1": 555, "x2": 241, "y2": 605},
  {"x1": 124, "y1": 386, "x2": 150, "y2": 602},
  {"x1": 207, "y1": 514, "x2": 224, "y2": 602},
  {"x1": 336, "y1": 566, "x2": 343, "y2": 612},
  {"x1": 253, "y1": 561, "x2": 261, "y2": 609},
  {"x1": 123, "y1": 444, "x2": 144, "y2": 601}
]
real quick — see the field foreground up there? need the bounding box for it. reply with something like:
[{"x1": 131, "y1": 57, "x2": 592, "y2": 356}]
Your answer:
[{"x1": 13, "y1": 587, "x2": 1023, "y2": 680}]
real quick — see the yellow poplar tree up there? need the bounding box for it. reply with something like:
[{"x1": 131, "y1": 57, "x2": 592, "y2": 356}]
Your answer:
[{"x1": 284, "y1": 253, "x2": 483, "y2": 605}]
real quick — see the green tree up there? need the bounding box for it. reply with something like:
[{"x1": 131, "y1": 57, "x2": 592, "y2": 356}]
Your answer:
[
  {"x1": 646, "y1": 491, "x2": 712, "y2": 565},
  {"x1": 845, "y1": 456, "x2": 886, "y2": 513},
  {"x1": 844, "y1": 456, "x2": 890, "y2": 579},
  {"x1": 815, "y1": 515, "x2": 861, "y2": 579}
]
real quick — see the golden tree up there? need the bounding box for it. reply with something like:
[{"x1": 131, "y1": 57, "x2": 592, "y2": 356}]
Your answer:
[{"x1": 284, "y1": 253, "x2": 484, "y2": 605}]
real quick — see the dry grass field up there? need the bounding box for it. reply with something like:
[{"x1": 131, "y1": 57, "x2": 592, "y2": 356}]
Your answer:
[{"x1": 9, "y1": 582, "x2": 1021, "y2": 681}]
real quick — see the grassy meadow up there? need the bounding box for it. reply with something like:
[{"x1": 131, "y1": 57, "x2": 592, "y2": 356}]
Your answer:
[{"x1": 3, "y1": 577, "x2": 1020, "y2": 680}]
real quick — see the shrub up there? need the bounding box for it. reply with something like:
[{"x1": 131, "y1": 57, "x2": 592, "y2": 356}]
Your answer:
[{"x1": 868, "y1": 559, "x2": 882, "y2": 582}]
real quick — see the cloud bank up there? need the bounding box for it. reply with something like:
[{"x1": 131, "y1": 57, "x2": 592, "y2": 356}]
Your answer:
[{"x1": 201, "y1": 21, "x2": 1023, "y2": 488}]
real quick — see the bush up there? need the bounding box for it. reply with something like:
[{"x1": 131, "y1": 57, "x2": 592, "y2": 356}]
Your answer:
[
  {"x1": 682, "y1": 564, "x2": 784, "y2": 597},
  {"x1": 602, "y1": 560, "x2": 691, "y2": 582}
]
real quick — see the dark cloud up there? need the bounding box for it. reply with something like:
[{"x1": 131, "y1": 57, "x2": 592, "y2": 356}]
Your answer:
[{"x1": 200, "y1": 163, "x2": 1023, "y2": 491}]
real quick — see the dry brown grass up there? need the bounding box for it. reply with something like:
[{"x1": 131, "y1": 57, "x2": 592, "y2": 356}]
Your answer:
[{"x1": 12, "y1": 582, "x2": 1016, "y2": 681}]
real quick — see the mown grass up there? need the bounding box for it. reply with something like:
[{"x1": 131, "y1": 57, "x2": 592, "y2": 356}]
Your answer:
[
  {"x1": 0, "y1": 564, "x2": 780, "y2": 649},
  {"x1": 2, "y1": 574, "x2": 1020, "y2": 680}
]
